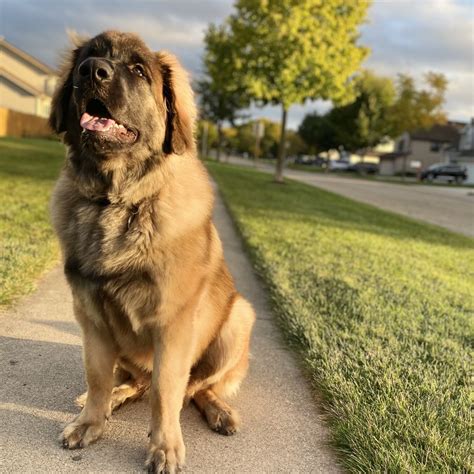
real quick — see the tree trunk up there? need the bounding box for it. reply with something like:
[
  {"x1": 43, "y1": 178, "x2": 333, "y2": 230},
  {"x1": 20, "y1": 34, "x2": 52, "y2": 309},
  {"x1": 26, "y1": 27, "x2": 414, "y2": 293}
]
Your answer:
[
  {"x1": 200, "y1": 121, "x2": 208, "y2": 159},
  {"x1": 275, "y1": 105, "x2": 288, "y2": 183},
  {"x1": 254, "y1": 121, "x2": 261, "y2": 168},
  {"x1": 216, "y1": 123, "x2": 223, "y2": 162}
]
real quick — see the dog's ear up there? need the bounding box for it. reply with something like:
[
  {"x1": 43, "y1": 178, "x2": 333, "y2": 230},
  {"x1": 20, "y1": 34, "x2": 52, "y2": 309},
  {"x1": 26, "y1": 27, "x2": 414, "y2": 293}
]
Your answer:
[
  {"x1": 49, "y1": 34, "x2": 87, "y2": 134},
  {"x1": 156, "y1": 52, "x2": 196, "y2": 155}
]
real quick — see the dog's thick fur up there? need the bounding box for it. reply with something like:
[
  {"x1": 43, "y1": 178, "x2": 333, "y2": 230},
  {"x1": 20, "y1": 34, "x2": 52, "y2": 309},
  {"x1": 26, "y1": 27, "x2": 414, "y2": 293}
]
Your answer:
[{"x1": 49, "y1": 31, "x2": 255, "y2": 473}]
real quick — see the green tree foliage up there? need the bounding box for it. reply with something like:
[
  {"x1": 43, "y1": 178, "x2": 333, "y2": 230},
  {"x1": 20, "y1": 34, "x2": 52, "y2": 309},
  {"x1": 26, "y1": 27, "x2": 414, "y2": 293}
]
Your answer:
[
  {"x1": 259, "y1": 120, "x2": 281, "y2": 158},
  {"x1": 300, "y1": 70, "x2": 396, "y2": 152},
  {"x1": 196, "y1": 120, "x2": 218, "y2": 153},
  {"x1": 198, "y1": 24, "x2": 249, "y2": 161},
  {"x1": 226, "y1": 118, "x2": 308, "y2": 159},
  {"x1": 231, "y1": 119, "x2": 285, "y2": 158},
  {"x1": 354, "y1": 70, "x2": 396, "y2": 148},
  {"x1": 286, "y1": 130, "x2": 308, "y2": 157},
  {"x1": 232, "y1": 122, "x2": 255, "y2": 155},
  {"x1": 229, "y1": 0, "x2": 370, "y2": 181},
  {"x1": 389, "y1": 72, "x2": 448, "y2": 136},
  {"x1": 299, "y1": 70, "x2": 448, "y2": 153},
  {"x1": 298, "y1": 111, "x2": 339, "y2": 153}
]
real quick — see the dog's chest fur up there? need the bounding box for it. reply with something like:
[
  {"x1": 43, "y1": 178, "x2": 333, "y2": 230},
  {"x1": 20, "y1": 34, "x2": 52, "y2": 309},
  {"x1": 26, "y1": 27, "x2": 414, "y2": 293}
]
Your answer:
[
  {"x1": 52, "y1": 155, "x2": 213, "y2": 341},
  {"x1": 63, "y1": 196, "x2": 163, "y2": 334}
]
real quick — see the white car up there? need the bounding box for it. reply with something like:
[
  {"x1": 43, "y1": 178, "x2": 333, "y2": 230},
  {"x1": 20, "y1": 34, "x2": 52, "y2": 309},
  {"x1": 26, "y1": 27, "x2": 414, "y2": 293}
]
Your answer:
[{"x1": 328, "y1": 160, "x2": 350, "y2": 171}]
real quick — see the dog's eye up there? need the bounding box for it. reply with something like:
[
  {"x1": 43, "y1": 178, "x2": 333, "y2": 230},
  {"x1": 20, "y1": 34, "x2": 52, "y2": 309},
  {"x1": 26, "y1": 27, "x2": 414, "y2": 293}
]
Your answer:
[{"x1": 131, "y1": 64, "x2": 146, "y2": 78}]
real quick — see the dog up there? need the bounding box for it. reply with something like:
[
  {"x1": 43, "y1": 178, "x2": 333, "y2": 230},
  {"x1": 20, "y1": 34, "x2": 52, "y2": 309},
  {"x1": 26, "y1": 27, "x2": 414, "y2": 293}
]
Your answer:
[{"x1": 49, "y1": 30, "x2": 255, "y2": 473}]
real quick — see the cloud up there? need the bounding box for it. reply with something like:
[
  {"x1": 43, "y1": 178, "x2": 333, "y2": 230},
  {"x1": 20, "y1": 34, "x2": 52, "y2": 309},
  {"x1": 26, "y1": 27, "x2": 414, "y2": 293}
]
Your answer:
[
  {"x1": 363, "y1": 0, "x2": 473, "y2": 72},
  {"x1": 361, "y1": 0, "x2": 474, "y2": 121},
  {"x1": 0, "y1": 0, "x2": 233, "y2": 69},
  {"x1": 1, "y1": 0, "x2": 472, "y2": 126}
]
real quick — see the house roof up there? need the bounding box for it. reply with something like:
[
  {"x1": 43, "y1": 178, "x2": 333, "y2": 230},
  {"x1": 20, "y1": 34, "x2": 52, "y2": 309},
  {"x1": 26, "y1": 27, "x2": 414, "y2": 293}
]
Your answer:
[
  {"x1": 410, "y1": 123, "x2": 461, "y2": 144},
  {"x1": 0, "y1": 37, "x2": 56, "y2": 75},
  {"x1": 0, "y1": 67, "x2": 45, "y2": 96}
]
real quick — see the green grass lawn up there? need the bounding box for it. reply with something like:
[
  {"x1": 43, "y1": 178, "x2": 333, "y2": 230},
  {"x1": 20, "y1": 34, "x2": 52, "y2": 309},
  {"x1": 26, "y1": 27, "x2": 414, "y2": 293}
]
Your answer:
[
  {"x1": 207, "y1": 161, "x2": 473, "y2": 473},
  {"x1": 287, "y1": 162, "x2": 328, "y2": 173},
  {"x1": 0, "y1": 137, "x2": 64, "y2": 308}
]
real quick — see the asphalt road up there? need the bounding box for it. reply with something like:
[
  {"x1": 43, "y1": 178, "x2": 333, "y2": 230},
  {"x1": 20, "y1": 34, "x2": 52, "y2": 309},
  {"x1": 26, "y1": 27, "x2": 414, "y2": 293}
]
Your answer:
[
  {"x1": 227, "y1": 157, "x2": 474, "y2": 238},
  {"x1": 0, "y1": 186, "x2": 340, "y2": 473}
]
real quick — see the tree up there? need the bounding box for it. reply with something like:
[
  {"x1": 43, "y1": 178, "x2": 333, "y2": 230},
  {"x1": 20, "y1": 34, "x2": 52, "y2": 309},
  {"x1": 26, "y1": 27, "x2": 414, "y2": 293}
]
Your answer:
[
  {"x1": 233, "y1": 122, "x2": 255, "y2": 155},
  {"x1": 298, "y1": 112, "x2": 339, "y2": 153},
  {"x1": 299, "y1": 71, "x2": 396, "y2": 153},
  {"x1": 196, "y1": 120, "x2": 218, "y2": 157},
  {"x1": 286, "y1": 130, "x2": 308, "y2": 157},
  {"x1": 352, "y1": 70, "x2": 396, "y2": 150},
  {"x1": 389, "y1": 72, "x2": 447, "y2": 136},
  {"x1": 232, "y1": 119, "x2": 282, "y2": 158},
  {"x1": 229, "y1": 0, "x2": 370, "y2": 181},
  {"x1": 298, "y1": 70, "x2": 448, "y2": 153},
  {"x1": 198, "y1": 24, "x2": 249, "y2": 161},
  {"x1": 259, "y1": 120, "x2": 281, "y2": 158}
]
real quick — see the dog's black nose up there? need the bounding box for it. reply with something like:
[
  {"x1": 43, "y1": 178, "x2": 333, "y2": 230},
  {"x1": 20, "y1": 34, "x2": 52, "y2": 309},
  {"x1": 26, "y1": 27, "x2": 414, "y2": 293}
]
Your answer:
[{"x1": 78, "y1": 58, "x2": 114, "y2": 84}]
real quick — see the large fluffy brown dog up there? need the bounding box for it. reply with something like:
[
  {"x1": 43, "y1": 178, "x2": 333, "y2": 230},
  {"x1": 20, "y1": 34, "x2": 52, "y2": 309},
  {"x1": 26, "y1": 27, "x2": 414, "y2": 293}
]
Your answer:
[{"x1": 49, "y1": 30, "x2": 255, "y2": 473}]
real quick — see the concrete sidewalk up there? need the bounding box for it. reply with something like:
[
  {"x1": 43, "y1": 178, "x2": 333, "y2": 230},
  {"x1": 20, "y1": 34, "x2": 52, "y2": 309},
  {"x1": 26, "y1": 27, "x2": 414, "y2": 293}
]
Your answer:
[{"x1": 0, "y1": 189, "x2": 340, "y2": 473}]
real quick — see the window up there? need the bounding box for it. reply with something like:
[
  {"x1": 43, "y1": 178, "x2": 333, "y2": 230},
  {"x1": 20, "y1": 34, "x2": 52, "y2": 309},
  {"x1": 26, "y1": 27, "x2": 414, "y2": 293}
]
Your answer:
[{"x1": 430, "y1": 142, "x2": 441, "y2": 152}]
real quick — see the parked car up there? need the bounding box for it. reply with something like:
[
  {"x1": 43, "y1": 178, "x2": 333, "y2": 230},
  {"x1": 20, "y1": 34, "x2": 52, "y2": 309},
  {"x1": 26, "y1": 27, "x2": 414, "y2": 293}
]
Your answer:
[
  {"x1": 347, "y1": 162, "x2": 379, "y2": 175},
  {"x1": 328, "y1": 160, "x2": 350, "y2": 171},
  {"x1": 420, "y1": 163, "x2": 467, "y2": 183},
  {"x1": 294, "y1": 155, "x2": 328, "y2": 167},
  {"x1": 313, "y1": 155, "x2": 329, "y2": 167},
  {"x1": 295, "y1": 155, "x2": 314, "y2": 165}
]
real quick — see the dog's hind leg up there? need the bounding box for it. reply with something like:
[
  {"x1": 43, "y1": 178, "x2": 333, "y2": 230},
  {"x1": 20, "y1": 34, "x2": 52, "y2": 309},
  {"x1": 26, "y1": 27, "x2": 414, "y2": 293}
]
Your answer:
[
  {"x1": 76, "y1": 362, "x2": 150, "y2": 412},
  {"x1": 190, "y1": 296, "x2": 255, "y2": 435},
  {"x1": 193, "y1": 388, "x2": 240, "y2": 435},
  {"x1": 110, "y1": 379, "x2": 150, "y2": 411}
]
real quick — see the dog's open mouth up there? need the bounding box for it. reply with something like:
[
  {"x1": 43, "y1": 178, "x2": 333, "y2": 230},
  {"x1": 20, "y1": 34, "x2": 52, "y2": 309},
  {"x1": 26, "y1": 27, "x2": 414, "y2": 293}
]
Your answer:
[{"x1": 80, "y1": 99, "x2": 137, "y2": 144}]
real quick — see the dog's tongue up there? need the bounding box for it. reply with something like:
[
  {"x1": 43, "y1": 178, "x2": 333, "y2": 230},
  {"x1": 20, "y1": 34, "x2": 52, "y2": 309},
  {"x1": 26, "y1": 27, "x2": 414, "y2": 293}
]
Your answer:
[{"x1": 80, "y1": 112, "x2": 116, "y2": 132}]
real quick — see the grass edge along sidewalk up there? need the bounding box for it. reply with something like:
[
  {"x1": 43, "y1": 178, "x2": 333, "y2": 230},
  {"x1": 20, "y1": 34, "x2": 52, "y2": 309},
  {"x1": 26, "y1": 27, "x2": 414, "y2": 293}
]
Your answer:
[
  {"x1": 0, "y1": 137, "x2": 63, "y2": 309},
  {"x1": 207, "y1": 161, "x2": 472, "y2": 473}
]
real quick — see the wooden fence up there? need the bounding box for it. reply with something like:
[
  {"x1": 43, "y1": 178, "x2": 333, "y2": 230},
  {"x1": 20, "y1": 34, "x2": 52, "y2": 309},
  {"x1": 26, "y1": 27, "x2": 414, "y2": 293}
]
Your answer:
[{"x1": 0, "y1": 108, "x2": 52, "y2": 137}]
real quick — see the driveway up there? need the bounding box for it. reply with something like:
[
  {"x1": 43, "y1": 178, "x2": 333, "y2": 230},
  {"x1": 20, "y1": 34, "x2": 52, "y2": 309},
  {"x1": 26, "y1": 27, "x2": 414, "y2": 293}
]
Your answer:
[{"x1": 226, "y1": 157, "x2": 474, "y2": 238}]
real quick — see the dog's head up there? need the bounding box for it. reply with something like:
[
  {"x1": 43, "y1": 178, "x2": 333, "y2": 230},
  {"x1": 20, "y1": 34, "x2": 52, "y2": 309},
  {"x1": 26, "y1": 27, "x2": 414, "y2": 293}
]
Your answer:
[{"x1": 50, "y1": 31, "x2": 196, "y2": 158}]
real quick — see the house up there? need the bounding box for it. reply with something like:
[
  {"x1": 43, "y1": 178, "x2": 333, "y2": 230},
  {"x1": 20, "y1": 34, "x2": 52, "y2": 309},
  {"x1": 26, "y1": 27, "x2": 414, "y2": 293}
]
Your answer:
[
  {"x1": 379, "y1": 122, "x2": 463, "y2": 176},
  {"x1": 0, "y1": 37, "x2": 57, "y2": 118},
  {"x1": 447, "y1": 118, "x2": 474, "y2": 184},
  {"x1": 350, "y1": 139, "x2": 395, "y2": 165}
]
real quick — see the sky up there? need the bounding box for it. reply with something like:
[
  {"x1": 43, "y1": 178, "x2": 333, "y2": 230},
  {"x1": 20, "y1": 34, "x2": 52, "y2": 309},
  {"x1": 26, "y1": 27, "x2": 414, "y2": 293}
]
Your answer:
[{"x1": 1, "y1": 0, "x2": 473, "y2": 129}]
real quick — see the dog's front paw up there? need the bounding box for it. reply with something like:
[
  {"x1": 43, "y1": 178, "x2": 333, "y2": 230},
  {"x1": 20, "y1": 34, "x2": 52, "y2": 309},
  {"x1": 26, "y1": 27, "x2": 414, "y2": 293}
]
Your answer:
[
  {"x1": 145, "y1": 440, "x2": 185, "y2": 474},
  {"x1": 60, "y1": 418, "x2": 105, "y2": 449}
]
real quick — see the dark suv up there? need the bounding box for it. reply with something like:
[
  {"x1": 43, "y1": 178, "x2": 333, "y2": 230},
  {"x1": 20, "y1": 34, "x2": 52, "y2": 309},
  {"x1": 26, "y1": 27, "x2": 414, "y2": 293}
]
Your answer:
[
  {"x1": 420, "y1": 164, "x2": 467, "y2": 183},
  {"x1": 347, "y1": 162, "x2": 379, "y2": 175}
]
